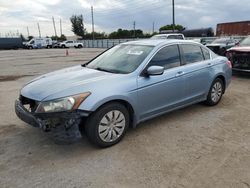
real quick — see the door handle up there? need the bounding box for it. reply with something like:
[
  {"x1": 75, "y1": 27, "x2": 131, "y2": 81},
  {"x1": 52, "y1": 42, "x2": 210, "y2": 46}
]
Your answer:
[
  {"x1": 175, "y1": 71, "x2": 184, "y2": 77},
  {"x1": 207, "y1": 62, "x2": 212, "y2": 66}
]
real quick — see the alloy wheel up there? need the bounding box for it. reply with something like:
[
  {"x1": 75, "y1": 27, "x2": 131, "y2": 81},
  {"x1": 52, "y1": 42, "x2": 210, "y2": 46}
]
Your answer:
[{"x1": 211, "y1": 82, "x2": 223, "y2": 103}]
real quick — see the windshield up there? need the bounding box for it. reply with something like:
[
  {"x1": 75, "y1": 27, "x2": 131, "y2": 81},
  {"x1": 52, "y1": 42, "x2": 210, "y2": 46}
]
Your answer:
[
  {"x1": 212, "y1": 38, "x2": 231, "y2": 44},
  {"x1": 86, "y1": 44, "x2": 154, "y2": 74},
  {"x1": 240, "y1": 37, "x2": 250, "y2": 47}
]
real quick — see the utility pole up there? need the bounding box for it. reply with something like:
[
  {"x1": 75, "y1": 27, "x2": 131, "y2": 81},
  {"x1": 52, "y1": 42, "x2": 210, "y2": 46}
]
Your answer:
[
  {"x1": 60, "y1": 18, "x2": 62, "y2": 36},
  {"x1": 152, "y1": 22, "x2": 155, "y2": 34},
  {"x1": 52, "y1": 16, "x2": 57, "y2": 37},
  {"x1": 133, "y1": 21, "x2": 136, "y2": 38},
  {"x1": 172, "y1": 0, "x2": 175, "y2": 32},
  {"x1": 91, "y1": 6, "x2": 95, "y2": 41},
  {"x1": 37, "y1": 22, "x2": 41, "y2": 38},
  {"x1": 27, "y1": 26, "x2": 30, "y2": 37}
]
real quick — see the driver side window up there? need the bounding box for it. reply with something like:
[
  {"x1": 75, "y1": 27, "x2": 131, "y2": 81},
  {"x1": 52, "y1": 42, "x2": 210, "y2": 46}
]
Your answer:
[{"x1": 149, "y1": 45, "x2": 181, "y2": 69}]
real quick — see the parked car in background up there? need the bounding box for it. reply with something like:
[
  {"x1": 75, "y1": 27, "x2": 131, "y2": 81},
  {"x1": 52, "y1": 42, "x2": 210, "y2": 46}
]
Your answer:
[
  {"x1": 200, "y1": 37, "x2": 216, "y2": 45},
  {"x1": 206, "y1": 38, "x2": 238, "y2": 56},
  {"x1": 52, "y1": 41, "x2": 61, "y2": 48},
  {"x1": 26, "y1": 37, "x2": 53, "y2": 49},
  {"x1": 15, "y1": 39, "x2": 232, "y2": 147},
  {"x1": 59, "y1": 40, "x2": 84, "y2": 48},
  {"x1": 151, "y1": 33, "x2": 185, "y2": 40},
  {"x1": 226, "y1": 36, "x2": 250, "y2": 72}
]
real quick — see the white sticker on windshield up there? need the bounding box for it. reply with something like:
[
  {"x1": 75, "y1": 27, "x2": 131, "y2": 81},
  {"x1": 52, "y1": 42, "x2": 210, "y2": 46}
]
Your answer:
[{"x1": 127, "y1": 50, "x2": 144, "y2": 55}]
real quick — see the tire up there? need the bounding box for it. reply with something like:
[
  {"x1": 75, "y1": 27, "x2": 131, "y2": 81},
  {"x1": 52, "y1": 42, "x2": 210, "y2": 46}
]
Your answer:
[
  {"x1": 29, "y1": 46, "x2": 33, "y2": 49},
  {"x1": 205, "y1": 78, "x2": 224, "y2": 106},
  {"x1": 84, "y1": 102, "x2": 130, "y2": 147},
  {"x1": 62, "y1": 45, "x2": 66, "y2": 48},
  {"x1": 78, "y1": 45, "x2": 83, "y2": 48}
]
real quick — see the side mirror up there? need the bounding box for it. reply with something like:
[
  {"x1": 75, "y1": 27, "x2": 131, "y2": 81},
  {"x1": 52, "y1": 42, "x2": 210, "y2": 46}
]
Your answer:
[{"x1": 146, "y1": 66, "x2": 164, "y2": 76}]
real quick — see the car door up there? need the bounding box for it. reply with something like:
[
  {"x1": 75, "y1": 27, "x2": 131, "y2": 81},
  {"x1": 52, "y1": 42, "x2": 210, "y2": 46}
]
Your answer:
[
  {"x1": 179, "y1": 44, "x2": 211, "y2": 103},
  {"x1": 137, "y1": 44, "x2": 186, "y2": 121},
  {"x1": 66, "y1": 41, "x2": 73, "y2": 47}
]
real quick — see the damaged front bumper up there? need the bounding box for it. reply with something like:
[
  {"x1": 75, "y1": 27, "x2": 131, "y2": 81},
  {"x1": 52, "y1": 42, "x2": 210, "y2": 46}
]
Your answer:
[{"x1": 15, "y1": 99, "x2": 90, "y2": 132}]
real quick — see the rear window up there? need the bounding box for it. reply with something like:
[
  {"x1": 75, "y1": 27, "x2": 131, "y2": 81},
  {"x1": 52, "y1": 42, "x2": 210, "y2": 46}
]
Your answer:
[
  {"x1": 181, "y1": 44, "x2": 204, "y2": 64},
  {"x1": 201, "y1": 47, "x2": 210, "y2": 60}
]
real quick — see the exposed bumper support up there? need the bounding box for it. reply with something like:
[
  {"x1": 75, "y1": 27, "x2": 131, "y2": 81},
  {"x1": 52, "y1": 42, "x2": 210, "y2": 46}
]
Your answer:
[{"x1": 15, "y1": 100, "x2": 90, "y2": 131}]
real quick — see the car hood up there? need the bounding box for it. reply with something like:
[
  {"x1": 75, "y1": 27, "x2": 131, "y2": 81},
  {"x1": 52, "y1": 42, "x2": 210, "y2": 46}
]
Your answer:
[
  {"x1": 227, "y1": 46, "x2": 250, "y2": 52},
  {"x1": 21, "y1": 65, "x2": 116, "y2": 101}
]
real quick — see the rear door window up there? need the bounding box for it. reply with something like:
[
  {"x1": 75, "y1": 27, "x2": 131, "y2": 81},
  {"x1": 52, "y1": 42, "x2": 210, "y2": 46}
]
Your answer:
[
  {"x1": 149, "y1": 45, "x2": 181, "y2": 69},
  {"x1": 181, "y1": 44, "x2": 204, "y2": 64},
  {"x1": 201, "y1": 47, "x2": 210, "y2": 60}
]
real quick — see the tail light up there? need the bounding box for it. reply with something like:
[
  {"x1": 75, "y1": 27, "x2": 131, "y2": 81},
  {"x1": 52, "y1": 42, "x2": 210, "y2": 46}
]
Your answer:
[{"x1": 226, "y1": 60, "x2": 232, "y2": 69}]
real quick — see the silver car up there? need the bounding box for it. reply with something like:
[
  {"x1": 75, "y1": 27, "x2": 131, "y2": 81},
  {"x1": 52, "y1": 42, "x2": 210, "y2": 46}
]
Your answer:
[{"x1": 15, "y1": 39, "x2": 232, "y2": 147}]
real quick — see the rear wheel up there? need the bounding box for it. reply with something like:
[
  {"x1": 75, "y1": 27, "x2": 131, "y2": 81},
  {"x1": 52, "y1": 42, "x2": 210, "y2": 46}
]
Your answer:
[
  {"x1": 84, "y1": 102, "x2": 129, "y2": 147},
  {"x1": 205, "y1": 78, "x2": 224, "y2": 106}
]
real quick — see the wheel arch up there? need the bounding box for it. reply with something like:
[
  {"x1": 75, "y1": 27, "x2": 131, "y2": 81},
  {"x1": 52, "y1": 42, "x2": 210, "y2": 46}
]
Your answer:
[{"x1": 96, "y1": 99, "x2": 135, "y2": 128}]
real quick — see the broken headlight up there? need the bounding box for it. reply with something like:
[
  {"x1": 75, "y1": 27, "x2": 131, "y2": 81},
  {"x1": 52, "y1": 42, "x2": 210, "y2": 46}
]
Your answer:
[{"x1": 36, "y1": 92, "x2": 91, "y2": 113}]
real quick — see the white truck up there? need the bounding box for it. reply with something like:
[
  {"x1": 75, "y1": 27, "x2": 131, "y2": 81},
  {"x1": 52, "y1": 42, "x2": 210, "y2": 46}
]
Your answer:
[
  {"x1": 59, "y1": 40, "x2": 84, "y2": 48},
  {"x1": 151, "y1": 33, "x2": 185, "y2": 40},
  {"x1": 26, "y1": 37, "x2": 53, "y2": 49}
]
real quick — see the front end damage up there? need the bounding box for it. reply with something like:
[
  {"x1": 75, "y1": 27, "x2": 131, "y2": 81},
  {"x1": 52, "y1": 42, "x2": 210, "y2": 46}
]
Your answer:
[
  {"x1": 227, "y1": 51, "x2": 250, "y2": 72},
  {"x1": 15, "y1": 95, "x2": 90, "y2": 143}
]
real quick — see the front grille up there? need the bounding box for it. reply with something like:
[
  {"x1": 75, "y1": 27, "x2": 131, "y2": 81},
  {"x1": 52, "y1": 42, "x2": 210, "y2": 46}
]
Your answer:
[
  {"x1": 19, "y1": 95, "x2": 38, "y2": 113},
  {"x1": 232, "y1": 52, "x2": 250, "y2": 70}
]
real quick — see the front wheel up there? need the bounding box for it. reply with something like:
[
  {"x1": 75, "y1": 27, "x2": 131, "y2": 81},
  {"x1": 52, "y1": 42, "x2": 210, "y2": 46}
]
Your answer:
[
  {"x1": 205, "y1": 78, "x2": 224, "y2": 106},
  {"x1": 83, "y1": 102, "x2": 129, "y2": 147}
]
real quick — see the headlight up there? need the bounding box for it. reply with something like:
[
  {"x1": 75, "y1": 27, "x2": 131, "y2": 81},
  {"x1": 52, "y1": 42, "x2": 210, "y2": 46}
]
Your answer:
[{"x1": 36, "y1": 92, "x2": 91, "y2": 113}]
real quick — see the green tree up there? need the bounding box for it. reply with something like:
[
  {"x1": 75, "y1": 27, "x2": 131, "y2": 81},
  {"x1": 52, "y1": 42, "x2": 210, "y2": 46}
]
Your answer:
[
  {"x1": 108, "y1": 28, "x2": 145, "y2": 39},
  {"x1": 70, "y1": 14, "x2": 86, "y2": 38},
  {"x1": 159, "y1": 24, "x2": 185, "y2": 32}
]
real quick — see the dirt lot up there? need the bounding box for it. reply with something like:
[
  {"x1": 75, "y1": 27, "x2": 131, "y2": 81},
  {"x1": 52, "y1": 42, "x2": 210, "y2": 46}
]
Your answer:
[{"x1": 0, "y1": 48, "x2": 250, "y2": 188}]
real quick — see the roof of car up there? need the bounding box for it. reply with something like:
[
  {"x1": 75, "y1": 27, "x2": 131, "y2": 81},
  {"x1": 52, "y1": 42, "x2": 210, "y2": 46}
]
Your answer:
[{"x1": 123, "y1": 39, "x2": 199, "y2": 47}]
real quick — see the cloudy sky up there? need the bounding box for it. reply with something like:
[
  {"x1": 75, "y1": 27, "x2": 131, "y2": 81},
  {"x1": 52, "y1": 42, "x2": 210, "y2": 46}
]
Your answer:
[{"x1": 0, "y1": 0, "x2": 250, "y2": 37}]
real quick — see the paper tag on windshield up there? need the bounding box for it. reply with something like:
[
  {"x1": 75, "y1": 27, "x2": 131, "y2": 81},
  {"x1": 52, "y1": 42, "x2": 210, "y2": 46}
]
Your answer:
[{"x1": 127, "y1": 50, "x2": 144, "y2": 55}]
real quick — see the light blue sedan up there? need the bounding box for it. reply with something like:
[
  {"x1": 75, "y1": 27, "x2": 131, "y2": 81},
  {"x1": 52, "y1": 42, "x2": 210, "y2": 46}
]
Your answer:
[{"x1": 15, "y1": 39, "x2": 232, "y2": 147}]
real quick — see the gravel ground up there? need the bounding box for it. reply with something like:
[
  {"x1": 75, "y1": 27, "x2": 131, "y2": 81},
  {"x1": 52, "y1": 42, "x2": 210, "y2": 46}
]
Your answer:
[{"x1": 0, "y1": 48, "x2": 250, "y2": 188}]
